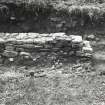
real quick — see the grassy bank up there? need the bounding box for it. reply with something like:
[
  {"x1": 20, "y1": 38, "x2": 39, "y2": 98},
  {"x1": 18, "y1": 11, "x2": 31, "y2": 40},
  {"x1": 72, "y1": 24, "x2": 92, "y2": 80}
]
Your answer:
[
  {"x1": 0, "y1": 0, "x2": 105, "y2": 32},
  {"x1": 1, "y1": 0, "x2": 105, "y2": 5},
  {"x1": 0, "y1": 0, "x2": 105, "y2": 24}
]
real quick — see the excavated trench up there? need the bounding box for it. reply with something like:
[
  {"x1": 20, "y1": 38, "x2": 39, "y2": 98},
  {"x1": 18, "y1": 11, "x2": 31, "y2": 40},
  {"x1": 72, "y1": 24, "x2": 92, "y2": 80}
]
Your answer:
[
  {"x1": 0, "y1": 2, "x2": 105, "y2": 105},
  {"x1": 0, "y1": 2, "x2": 96, "y2": 68},
  {"x1": 0, "y1": 2, "x2": 103, "y2": 63}
]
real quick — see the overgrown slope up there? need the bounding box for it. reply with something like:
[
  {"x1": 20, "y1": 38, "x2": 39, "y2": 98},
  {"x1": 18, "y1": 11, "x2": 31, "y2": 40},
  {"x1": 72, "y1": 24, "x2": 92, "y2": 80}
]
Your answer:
[{"x1": 0, "y1": 0, "x2": 105, "y2": 33}]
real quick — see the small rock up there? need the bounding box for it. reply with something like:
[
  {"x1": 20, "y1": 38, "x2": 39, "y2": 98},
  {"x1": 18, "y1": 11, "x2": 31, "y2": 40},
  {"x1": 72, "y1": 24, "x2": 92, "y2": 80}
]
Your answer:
[
  {"x1": 5, "y1": 44, "x2": 14, "y2": 51},
  {"x1": 91, "y1": 41, "x2": 96, "y2": 47},
  {"x1": 2, "y1": 50, "x2": 18, "y2": 57},
  {"x1": 10, "y1": 16, "x2": 16, "y2": 21},
  {"x1": 87, "y1": 34, "x2": 95, "y2": 40},
  {"x1": 51, "y1": 33, "x2": 66, "y2": 38},
  {"x1": 28, "y1": 33, "x2": 39, "y2": 38},
  {"x1": 9, "y1": 58, "x2": 14, "y2": 62},
  {"x1": 6, "y1": 38, "x2": 17, "y2": 44},
  {"x1": 0, "y1": 38, "x2": 5, "y2": 43},
  {"x1": 40, "y1": 34, "x2": 49, "y2": 37},
  {"x1": 5, "y1": 33, "x2": 10, "y2": 37},
  {"x1": 16, "y1": 48, "x2": 24, "y2": 52},
  {"x1": 16, "y1": 33, "x2": 27, "y2": 40},
  {"x1": 96, "y1": 37, "x2": 100, "y2": 41},
  {"x1": 19, "y1": 51, "x2": 31, "y2": 56}
]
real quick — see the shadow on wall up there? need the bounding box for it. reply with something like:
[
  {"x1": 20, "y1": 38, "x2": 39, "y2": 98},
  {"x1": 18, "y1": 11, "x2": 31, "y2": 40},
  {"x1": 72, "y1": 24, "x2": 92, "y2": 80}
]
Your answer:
[{"x1": 0, "y1": 3, "x2": 105, "y2": 33}]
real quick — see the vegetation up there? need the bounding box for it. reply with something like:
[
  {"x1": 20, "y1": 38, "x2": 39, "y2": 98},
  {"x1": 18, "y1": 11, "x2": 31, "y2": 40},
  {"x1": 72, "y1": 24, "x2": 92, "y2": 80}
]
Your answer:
[
  {"x1": 0, "y1": 0, "x2": 105, "y2": 24},
  {"x1": 0, "y1": 0, "x2": 105, "y2": 26}
]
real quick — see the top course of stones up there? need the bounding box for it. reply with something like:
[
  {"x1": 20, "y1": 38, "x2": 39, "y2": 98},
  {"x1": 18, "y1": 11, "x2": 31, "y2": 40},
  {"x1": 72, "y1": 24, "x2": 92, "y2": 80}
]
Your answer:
[{"x1": 0, "y1": 33, "x2": 81, "y2": 44}]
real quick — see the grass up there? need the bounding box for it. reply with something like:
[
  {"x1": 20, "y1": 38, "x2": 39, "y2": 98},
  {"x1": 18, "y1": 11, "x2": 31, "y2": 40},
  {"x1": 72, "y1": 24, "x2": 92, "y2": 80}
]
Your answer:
[
  {"x1": 0, "y1": 0, "x2": 105, "y2": 28},
  {"x1": 0, "y1": 60, "x2": 104, "y2": 105},
  {"x1": 1, "y1": 0, "x2": 105, "y2": 5},
  {"x1": 0, "y1": 34, "x2": 104, "y2": 105},
  {"x1": 0, "y1": 62, "x2": 96, "y2": 105}
]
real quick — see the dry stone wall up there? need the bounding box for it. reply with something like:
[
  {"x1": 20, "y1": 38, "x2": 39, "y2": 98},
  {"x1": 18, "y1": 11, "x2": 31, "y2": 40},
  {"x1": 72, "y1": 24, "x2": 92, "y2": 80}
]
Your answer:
[
  {"x1": 0, "y1": 33, "x2": 70, "y2": 65},
  {"x1": 0, "y1": 33, "x2": 92, "y2": 66},
  {"x1": 0, "y1": 33, "x2": 72, "y2": 64}
]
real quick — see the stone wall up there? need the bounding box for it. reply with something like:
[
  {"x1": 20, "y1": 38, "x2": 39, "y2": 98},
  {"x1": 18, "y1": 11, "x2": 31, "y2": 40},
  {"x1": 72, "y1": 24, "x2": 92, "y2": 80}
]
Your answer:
[
  {"x1": 0, "y1": 32, "x2": 93, "y2": 67},
  {"x1": 0, "y1": 33, "x2": 85, "y2": 65},
  {"x1": 0, "y1": 33, "x2": 72, "y2": 65},
  {"x1": 0, "y1": 33, "x2": 73, "y2": 52}
]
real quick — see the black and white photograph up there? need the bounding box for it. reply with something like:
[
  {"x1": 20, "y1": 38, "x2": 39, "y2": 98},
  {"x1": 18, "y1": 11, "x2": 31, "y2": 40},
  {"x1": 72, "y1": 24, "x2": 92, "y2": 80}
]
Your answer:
[{"x1": 0, "y1": 0, "x2": 104, "y2": 105}]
